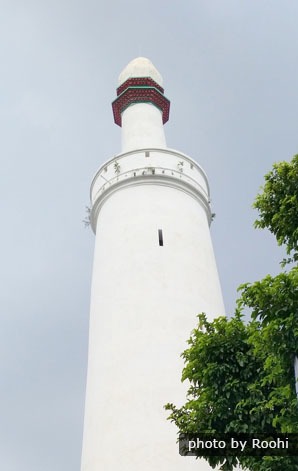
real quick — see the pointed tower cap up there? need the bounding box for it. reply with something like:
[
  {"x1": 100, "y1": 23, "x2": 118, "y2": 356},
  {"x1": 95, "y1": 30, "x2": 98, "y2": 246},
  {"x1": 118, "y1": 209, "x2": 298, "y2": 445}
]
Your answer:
[{"x1": 118, "y1": 57, "x2": 163, "y2": 87}]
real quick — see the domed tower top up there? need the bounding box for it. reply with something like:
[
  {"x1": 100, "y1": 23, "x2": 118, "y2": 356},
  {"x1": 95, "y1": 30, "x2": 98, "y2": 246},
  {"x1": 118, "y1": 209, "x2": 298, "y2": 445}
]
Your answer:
[
  {"x1": 118, "y1": 57, "x2": 163, "y2": 87},
  {"x1": 112, "y1": 57, "x2": 170, "y2": 147}
]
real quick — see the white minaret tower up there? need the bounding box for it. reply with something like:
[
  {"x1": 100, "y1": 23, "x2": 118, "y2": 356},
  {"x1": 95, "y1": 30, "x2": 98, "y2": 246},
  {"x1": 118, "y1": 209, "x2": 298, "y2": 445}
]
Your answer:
[{"x1": 81, "y1": 57, "x2": 225, "y2": 471}]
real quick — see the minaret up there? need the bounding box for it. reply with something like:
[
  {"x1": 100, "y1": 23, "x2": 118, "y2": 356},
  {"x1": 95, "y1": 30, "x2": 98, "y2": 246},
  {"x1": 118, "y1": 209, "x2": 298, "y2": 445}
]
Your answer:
[{"x1": 81, "y1": 57, "x2": 225, "y2": 471}]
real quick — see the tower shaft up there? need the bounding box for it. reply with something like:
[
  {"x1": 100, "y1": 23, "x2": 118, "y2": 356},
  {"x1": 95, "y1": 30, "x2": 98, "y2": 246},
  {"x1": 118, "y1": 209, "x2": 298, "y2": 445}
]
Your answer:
[
  {"x1": 121, "y1": 102, "x2": 166, "y2": 151},
  {"x1": 81, "y1": 58, "x2": 225, "y2": 471}
]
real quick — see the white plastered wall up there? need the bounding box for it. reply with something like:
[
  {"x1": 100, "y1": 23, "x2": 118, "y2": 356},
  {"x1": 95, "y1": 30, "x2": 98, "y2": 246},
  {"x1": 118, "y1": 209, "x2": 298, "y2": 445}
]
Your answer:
[{"x1": 81, "y1": 181, "x2": 225, "y2": 471}]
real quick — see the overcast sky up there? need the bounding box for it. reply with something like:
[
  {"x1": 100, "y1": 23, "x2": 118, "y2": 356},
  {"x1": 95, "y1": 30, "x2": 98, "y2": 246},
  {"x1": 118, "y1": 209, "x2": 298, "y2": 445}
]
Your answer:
[{"x1": 1, "y1": 1, "x2": 297, "y2": 470}]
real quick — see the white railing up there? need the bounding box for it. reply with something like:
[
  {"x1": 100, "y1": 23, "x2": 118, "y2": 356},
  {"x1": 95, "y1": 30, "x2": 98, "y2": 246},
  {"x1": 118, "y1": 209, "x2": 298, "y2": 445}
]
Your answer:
[{"x1": 91, "y1": 165, "x2": 209, "y2": 205}]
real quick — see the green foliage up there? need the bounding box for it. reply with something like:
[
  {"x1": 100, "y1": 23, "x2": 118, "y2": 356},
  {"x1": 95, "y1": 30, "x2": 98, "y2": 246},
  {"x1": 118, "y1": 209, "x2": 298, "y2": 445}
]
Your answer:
[
  {"x1": 166, "y1": 298, "x2": 298, "y2": 470},
  {"x1": 254, "y1": 154, "x2": 298, "y2": 265},
  {"x1": 239, "y1": 269, "x2": 298, "y2": 363},
  {"x1": 165, "y1": 155, "x2": 298, "y2": 470}
]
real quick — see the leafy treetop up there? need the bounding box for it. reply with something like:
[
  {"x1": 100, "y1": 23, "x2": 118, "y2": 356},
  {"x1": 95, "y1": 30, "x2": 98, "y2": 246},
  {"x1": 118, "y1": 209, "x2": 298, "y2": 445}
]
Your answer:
[{"x1": 254, "y1": 154, "x2": 298, "y2": 264}]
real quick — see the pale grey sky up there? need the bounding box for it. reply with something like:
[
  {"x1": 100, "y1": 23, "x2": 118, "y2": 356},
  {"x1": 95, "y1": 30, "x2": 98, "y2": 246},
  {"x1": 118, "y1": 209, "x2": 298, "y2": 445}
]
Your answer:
[{"x1": 1, "y1": 1, "x2": 297, "y2": 469}]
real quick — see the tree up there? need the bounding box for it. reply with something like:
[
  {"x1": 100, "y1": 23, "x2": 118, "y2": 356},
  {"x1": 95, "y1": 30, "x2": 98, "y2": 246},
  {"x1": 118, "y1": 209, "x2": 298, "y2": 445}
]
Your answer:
[
  {"x1": 165, "y1": 155, "x2": 298, "y2": 470},
  {"x1": 254, "y1": 154, "x2": 298, "y2": 265}
]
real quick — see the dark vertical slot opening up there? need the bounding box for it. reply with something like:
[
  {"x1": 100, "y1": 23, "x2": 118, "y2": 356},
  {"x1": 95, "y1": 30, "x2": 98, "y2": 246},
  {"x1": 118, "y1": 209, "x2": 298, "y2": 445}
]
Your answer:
[{"x1": 158, "y1": 229, "x2": 163, "y2": 246}]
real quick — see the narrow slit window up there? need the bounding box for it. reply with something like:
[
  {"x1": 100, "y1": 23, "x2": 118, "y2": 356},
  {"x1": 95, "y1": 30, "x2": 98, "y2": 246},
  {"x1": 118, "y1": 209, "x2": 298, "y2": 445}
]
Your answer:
[{"x1": 158, "y1": 229, "x2": 163, "y2": 246}]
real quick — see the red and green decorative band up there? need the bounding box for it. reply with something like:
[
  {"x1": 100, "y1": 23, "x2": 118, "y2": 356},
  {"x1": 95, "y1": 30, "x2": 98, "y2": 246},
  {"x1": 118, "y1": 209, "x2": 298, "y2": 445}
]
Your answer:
[
  {"x1": 116, "y1": 77, "x2": 164, "y2": 96},
  {"x1": 112, "y1": 77, "x2": 170, "y2": 127}
]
